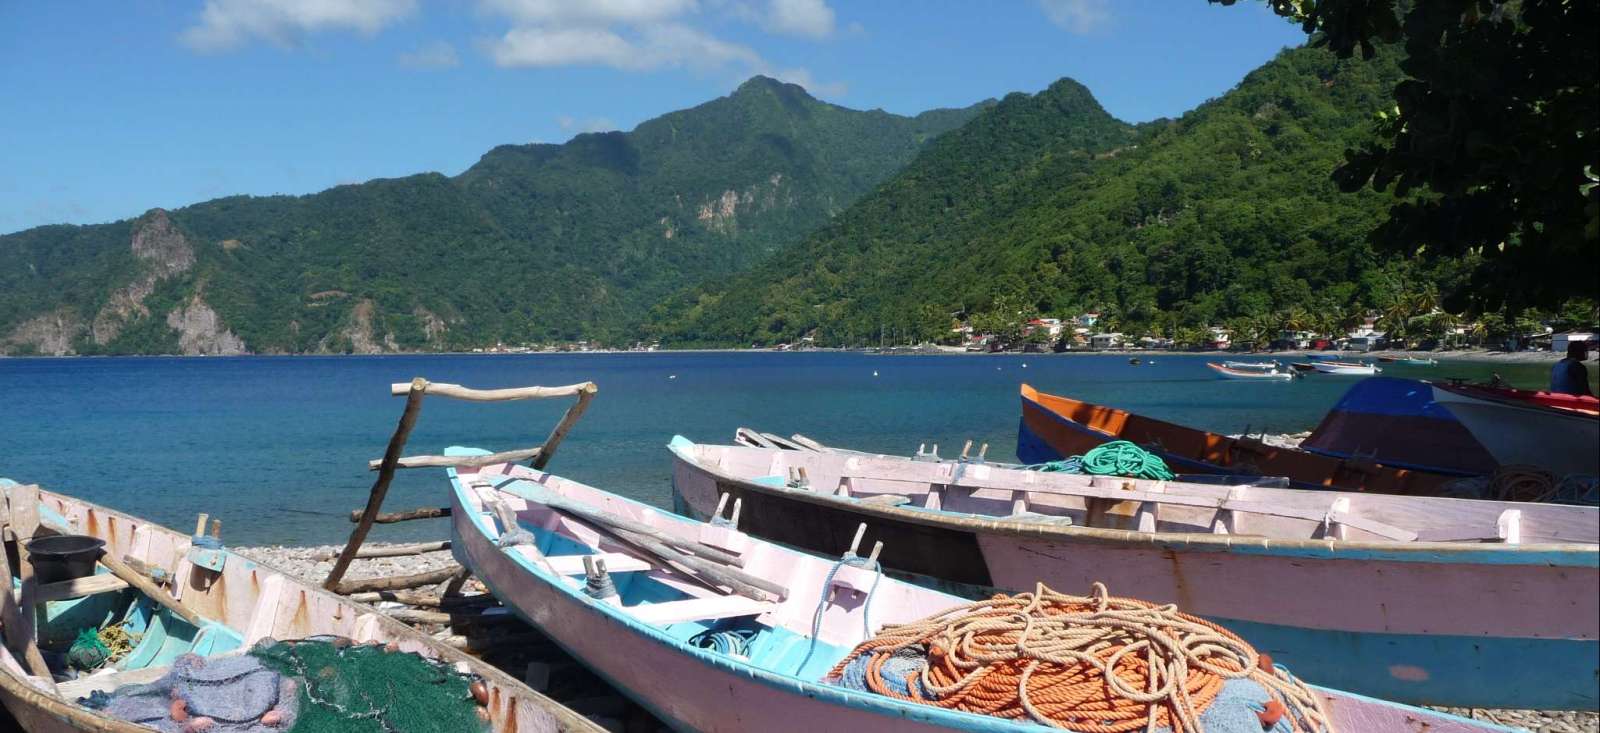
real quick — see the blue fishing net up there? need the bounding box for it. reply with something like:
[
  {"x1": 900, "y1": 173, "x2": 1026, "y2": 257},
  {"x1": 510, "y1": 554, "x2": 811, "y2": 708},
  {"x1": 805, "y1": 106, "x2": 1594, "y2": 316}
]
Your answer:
[{"x1": 83, "y1": 652, "x2": 297, "y2": 733}]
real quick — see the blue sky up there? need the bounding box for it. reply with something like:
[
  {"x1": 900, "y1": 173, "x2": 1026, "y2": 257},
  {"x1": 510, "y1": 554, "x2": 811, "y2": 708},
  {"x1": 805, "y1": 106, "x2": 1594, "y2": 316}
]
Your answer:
[{"x1": 0, "y1": 1, "x2": 1307, "y2": 234}]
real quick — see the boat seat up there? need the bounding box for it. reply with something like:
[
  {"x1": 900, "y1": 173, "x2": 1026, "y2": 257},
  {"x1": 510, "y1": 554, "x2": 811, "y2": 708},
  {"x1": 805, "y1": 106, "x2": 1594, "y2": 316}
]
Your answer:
[
  {"x1": 629, "y1": 595, "x2": 775, "y2": 625},
  {"x1": 55, "y1": 663, "x2": 175, "y2": 699},
  {"x1": 857, "y1": 494, "x2": 910, "y2": 507},
  {"x1": 36, "y1": 573, "x2": 130, "y2": 603},
  {"x1": 541, "y1": 552, "x2": 653, "y2": 575}
]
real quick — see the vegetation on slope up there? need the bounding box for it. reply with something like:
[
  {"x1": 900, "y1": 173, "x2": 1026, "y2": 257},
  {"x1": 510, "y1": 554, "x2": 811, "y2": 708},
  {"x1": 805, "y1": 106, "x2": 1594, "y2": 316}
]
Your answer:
[
  {"x1": 0, "y1": 77, "x2": 988, "y2": 355},
  {"x1": 651, "y1": 46, "x2": 1498, "y2": 347}
]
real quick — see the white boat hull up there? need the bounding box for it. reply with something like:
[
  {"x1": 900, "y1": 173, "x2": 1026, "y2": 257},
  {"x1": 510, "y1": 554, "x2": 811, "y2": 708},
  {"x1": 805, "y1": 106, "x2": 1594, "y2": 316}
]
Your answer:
[{"x1": 1432, "y1": 386, "x2": 1600, "y2": 476}]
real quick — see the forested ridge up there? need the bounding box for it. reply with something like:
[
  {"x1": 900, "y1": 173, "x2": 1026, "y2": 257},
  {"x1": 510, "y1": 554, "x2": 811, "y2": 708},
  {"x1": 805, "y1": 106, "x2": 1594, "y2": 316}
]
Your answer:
[
  {"x1": 650, "y1": 45, "x2": 1512, "y2": 347},
  {"x1": 0, "y1": 77, "x2": 987, "y2": 355}
]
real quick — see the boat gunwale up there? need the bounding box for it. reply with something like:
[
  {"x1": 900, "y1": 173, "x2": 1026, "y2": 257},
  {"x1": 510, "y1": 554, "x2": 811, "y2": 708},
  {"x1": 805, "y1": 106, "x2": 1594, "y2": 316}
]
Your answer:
[
  {"x1": 668, "y1": 440, "x2": 1600, "y2": 564},
  {"x1": 0, "y1": 486, "x2": 598, "y2": 733}
]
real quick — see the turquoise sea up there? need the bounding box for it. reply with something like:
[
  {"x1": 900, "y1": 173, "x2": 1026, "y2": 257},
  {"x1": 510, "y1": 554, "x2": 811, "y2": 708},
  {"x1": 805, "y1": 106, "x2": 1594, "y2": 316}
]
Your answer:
[{"x1": 0, "y1": 352, "x2": 1566, "y2": 545}]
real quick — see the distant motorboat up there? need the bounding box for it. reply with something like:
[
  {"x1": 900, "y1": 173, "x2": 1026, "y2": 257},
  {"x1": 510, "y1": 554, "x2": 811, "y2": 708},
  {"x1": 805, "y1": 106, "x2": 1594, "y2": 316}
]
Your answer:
[
  {"x1": 1222, "y1": 359, "x2": 1281, "y2": 371},
  {"x1": 1207, "y1": 362, "x2": 1294, "y2": 380},
  {"x1": 1289, "y1": 362, "x2": 1318, "y2": 372},
  {"x1": 1312, "y1": 361, "x2": 1381, "y2": 375},
  {"x1": 1402, "y1": 357, "x2": 1438, "y2": 366}
]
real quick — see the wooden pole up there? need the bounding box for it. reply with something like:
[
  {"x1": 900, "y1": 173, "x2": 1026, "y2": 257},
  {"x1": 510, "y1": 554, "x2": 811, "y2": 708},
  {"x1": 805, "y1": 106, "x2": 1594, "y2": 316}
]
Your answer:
[
  {"x1": 367, "y1": 446, "x2": 542, "y2": 471},
  {"x1": 533, "y1": 383, "x2": 597, "y2": 470},
  {"x1": 98, "y1": 553, "x2": 204, "y2": 627},
  {"x1": 325, "y1": 377, "x2": 428, "y2": 591},
  {"x1": 334, "y1": 565, "x2": 462, "y2": 595},
  {"x1": 347, "y1": 506, "x2": 450, "y2": 524},
  {"x1": 0, "y1": 486, "x2": 54, "y2": 686},
  {"x1": 314, "y1": 540, "x2": 450, "y2": 561},
  {"x1": 389, "y1": 382, "x2": 593, "y2": 401}
]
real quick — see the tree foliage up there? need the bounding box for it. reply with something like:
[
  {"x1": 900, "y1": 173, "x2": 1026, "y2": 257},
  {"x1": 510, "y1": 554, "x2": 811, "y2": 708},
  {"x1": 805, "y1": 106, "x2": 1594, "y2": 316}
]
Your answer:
[{"x1": 1213, "y1": 0, "x2": 1599, "y2": 311}]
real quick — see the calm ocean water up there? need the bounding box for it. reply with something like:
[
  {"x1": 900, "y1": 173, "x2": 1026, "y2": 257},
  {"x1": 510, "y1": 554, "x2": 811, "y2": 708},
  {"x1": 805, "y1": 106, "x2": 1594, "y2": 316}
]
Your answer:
[{"x1": 0, "y1": 352, "x2": 1563, "y2": 545}]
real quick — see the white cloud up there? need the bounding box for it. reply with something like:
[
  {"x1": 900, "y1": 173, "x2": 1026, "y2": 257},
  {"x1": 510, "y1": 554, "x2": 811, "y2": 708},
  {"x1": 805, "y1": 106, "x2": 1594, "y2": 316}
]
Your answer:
[
  {"x1": 1037, "y1": 0, "x2": 1111, "y2": 35},
  {"x1": 180, "y1": 0, "x2": 418, "y2": 52},
  {"x1": 398, "y1": 40, "x2": 460, "y2": 68},
  {"x1": 480, "y1": 0, "x2": 699, "y2": 25},
  {"x1": 486, "y1": 26, "x2": 642, "y2": 68},
  {"x1": 479, "y1": 0, "x2": 845, "y2": 98},
  {"x1": 557, "y1": 115, "x2": 619, "y2": 133},
  {"x1": 763, "y1": 0, "x2": 835, "y2": 38}
]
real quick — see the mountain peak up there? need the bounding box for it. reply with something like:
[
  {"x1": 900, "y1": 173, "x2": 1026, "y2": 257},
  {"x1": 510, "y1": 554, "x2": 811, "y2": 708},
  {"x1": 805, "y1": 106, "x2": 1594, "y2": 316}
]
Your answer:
[{"x1": 733, "y1": 75, "x2": 814, "y2": 99}]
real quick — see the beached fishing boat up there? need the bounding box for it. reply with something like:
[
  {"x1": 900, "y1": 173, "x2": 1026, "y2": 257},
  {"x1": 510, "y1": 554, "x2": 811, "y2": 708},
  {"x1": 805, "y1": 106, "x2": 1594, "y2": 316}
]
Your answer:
[
  {"x1": 669, "y1": 437, "x2": 1599, "y2": 710},
  {"x1": 1207, "y1": 362, "x2": 1295, "y2": 380},
  {"x1": 447, "y1": 450, "x2": 1529, "y2": 730},
  {"x1": 1299, "y1": 377, "x2": 1498, "y2": 477},
  {"x1": 1310, "y1": 361, "x2": 1380, "y2": 375},
  {"x1": 1016, "y1": 383, "x2": 1457, "y2": 494},
  {"x1": 0, "y1": 479, "x2": 593, "y2": 733},
  {"x1": 1432, "y1": 382, "x2": 1600, "y2": 478}
]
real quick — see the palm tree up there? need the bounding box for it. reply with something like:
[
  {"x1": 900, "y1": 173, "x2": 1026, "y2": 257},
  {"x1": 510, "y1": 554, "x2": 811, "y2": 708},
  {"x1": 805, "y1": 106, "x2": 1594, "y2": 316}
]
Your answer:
[
  {"x1": 1380, "y1": 296, "x2": 1414, "y2": 346},
  {"x1": 1430, "y1": 311, "x2": 1462, "y2": 349}
]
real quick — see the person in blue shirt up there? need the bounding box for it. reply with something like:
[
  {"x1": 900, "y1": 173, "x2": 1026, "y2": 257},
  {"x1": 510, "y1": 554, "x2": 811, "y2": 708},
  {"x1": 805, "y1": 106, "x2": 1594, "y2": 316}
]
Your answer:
[{"x1": 1549, "y1": 341, "x2": 1593, "y2": 396}]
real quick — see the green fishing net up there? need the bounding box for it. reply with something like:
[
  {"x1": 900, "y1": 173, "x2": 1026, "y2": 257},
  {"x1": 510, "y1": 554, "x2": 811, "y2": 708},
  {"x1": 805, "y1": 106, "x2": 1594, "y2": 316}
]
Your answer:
[
  {"x1": 249, "y1": 637, "x2": 490, "y2": 733},
  {"x1": 67, "y1": 628, "x2": 111, "y2": 670}
]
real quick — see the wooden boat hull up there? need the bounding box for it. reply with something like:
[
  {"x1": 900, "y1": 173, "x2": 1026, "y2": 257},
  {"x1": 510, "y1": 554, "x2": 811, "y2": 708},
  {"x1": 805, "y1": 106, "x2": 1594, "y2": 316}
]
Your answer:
[
  {"x1": 1299, "y1": 377, "x2": 1498, "y2": 477},
  {"x1": 1017, "y1": 383, "x2": 1456, "y2": 494},
  {"x1": 454, "y1": 455, "x2": 1520, "y2": 732},
  {"x1": 1433, "y1": 384, "x2": 1600, "y2": 477},
  {"x1": 0, "y1": 480, "x2": 594, "y2": 733},
  {"x1": 669, "y1": 439, "x2": 1600, "y2": 710}
]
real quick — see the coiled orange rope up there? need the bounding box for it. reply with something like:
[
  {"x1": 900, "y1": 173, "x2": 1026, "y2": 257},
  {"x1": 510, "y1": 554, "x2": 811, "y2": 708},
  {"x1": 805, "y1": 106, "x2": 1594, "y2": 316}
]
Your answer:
[{"x1": 826, "y1": 583, "x2": 1332, "y2": 733}]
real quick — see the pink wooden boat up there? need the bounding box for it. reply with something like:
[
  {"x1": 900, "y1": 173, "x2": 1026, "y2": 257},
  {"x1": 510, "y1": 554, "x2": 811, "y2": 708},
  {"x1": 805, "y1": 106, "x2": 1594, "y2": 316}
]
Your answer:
[
  {"x1": 444, "y1": 448, "x2": 1522, "y2": 732},
  {"x1": 0, "y1": 480, "x2": 593, "y2": 733},
  {"x1": 669, "y1": 437, "x2": 1600, "y2": 710}
]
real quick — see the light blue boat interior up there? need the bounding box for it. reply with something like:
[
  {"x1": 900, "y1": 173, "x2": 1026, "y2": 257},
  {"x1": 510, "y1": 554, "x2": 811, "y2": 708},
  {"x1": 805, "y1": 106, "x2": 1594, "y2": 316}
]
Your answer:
[
  {"x1": 447, "y1": 449, "x2": 1524, "y2": 731},
  {"x1": 3, "y1": 478, "x2": 245, "y2": 686},
  {"x1": 27, "y1": 571, "x2": 245, "y2": 676},
  {"x1": 501, "y1": 478, "x2": 851, "y2": 682}
]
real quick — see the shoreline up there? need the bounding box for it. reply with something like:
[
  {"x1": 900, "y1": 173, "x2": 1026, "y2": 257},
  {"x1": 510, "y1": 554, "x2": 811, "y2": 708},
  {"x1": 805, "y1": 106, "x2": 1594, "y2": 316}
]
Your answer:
[{"x1": 2, "y1": 346, "x2": 1584, "y2": 364}]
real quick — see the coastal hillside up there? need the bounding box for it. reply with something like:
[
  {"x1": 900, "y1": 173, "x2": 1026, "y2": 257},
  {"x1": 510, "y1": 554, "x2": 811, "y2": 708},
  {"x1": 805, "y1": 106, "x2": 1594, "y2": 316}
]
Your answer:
[
  {"x1": 0, "y1": 77, "x2": 989, "y2": 355},
  {"x1": 652, "y1": 46, "x2": 1468, "y2": 346}
]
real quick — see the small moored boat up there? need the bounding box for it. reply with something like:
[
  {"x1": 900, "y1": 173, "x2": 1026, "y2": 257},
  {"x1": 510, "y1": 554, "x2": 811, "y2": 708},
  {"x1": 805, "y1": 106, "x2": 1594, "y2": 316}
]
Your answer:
[
  {"x1": 1223, "y1": 360, "x2": 1281, "y2": 370},
  {"x1": 670, "y1": 437, "x2": 1599, "y2": 710},
  {"x1": 449, "y1": 450, "x2": 1531, "y2": 730},
  {"x1": 1311, "y1": 361, "x2": 1380, "y2": 375},
  {"x1": 1016, "y1": 384, "x2": 1457, "y2": 494},
  {"x1": 0, "y1": 479, "x2": 592, "y2": 733},
  {"x1": 1208, "y1": 362, "x2": 1295, "y2": 380}
]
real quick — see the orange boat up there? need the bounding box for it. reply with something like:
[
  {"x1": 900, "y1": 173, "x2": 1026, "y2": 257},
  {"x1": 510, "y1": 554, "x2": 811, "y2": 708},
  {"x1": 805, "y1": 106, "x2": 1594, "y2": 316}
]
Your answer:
[{"x1": 1018, "y1": 383, "x2": 1457, "y2": 495}]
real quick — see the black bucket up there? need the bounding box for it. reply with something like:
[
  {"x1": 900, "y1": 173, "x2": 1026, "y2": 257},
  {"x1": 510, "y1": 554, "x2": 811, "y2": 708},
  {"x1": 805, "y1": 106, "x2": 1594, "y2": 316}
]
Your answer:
[{"x1": 24, "y1": 535, "x2": 106, "y2": 585}]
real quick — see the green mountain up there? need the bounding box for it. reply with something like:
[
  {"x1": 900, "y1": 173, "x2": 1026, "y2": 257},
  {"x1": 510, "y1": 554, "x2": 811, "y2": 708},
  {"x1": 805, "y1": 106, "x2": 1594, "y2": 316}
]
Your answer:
[
  {"x1": 0, "y1": 77, "x2": 989, "y2": 355},
  {"x1": 652, "y1": 46, "x2": 1471, "y2": 347}
]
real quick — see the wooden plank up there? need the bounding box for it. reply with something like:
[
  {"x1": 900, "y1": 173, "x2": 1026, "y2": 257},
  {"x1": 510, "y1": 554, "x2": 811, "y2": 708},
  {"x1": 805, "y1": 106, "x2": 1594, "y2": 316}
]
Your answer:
[
  {"x1": 369, "y1": 446, "x2": 542, "y2": 471},
  {"x1": 629, "y1": 595, "x2": 774, "y2": 625},
  {"x1": 327, "y1": 377, "x2": 428, "y2": 590},
  {"x1": 390, "y1": 380, "x2": 594, "y2": 401},
  {"x1": 1219, "y1": 499, "x2": 1418, "y2": 542},
  {"x1": 542, "y1": 553, "x2": 653, "y2": 575},
  {"x1": 9, "y1": 483, "x2": 57, "y2": 693},
  {"x1": 316, "y1": 540, "x2": 450, "y2": 560},
  {"x1": 35, "y1": 573, "x2": 130, "y2": 602},
  {"x1": 334, "y1": 565, "x2": 463, "y2": 594},
  {"x1": 100, "y1": 553, "x2": 205, "y2": 626}
]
